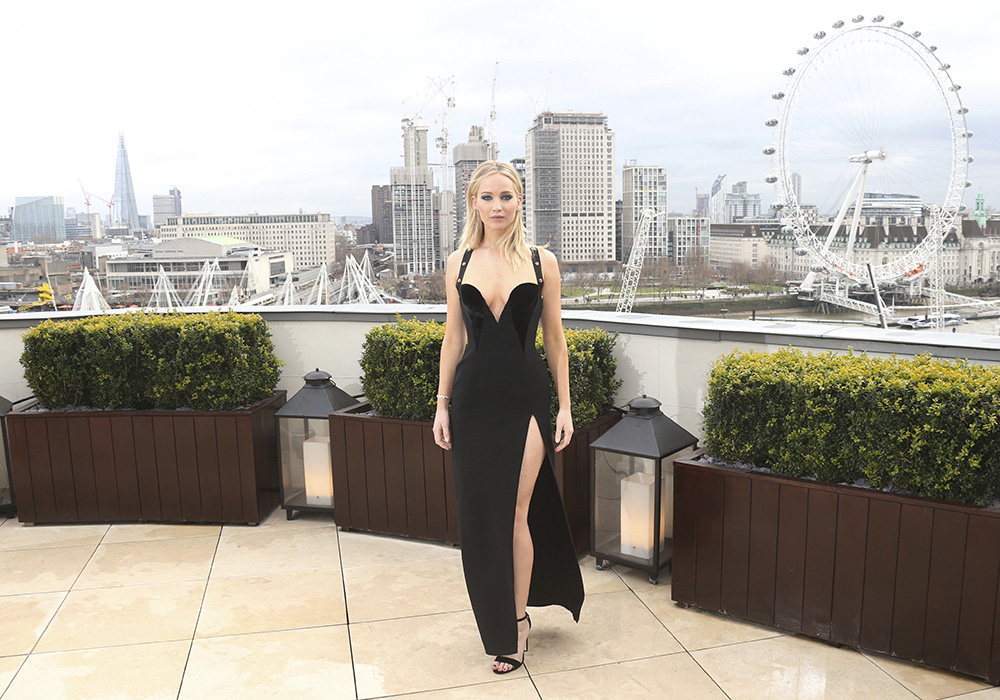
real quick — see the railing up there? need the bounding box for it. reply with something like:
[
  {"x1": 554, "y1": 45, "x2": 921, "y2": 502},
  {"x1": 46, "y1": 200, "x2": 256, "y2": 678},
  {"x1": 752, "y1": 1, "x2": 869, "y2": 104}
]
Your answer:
[{"x1": 2, "y1": 304, "x2": 998, "y2": 439}]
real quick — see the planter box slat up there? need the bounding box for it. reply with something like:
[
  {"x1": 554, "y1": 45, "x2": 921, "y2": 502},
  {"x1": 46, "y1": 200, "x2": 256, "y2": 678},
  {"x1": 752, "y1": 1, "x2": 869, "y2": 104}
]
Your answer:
[
  {"x1": 173, "y1": 417, "x2": 200, "y2": 520},
  {"x1": 25, "y1": 418, "x2": 56, "y2": 522},
  {"x1": 422, "y1": 429, "x2": 449, "y2": 542},
  {"x1": 344, "y1": 419, "x2": 369, "y2": 531},
  {"x1": 47, "y1": 417, "x2": 77, "y2": 520},
  {"x1": 802, "y1": 490, "x2": 838, "y2": 640},
  {"x1": 215, "y1": 416, "x2": 242, "y2": 523},
  {"x1": 329, "y1": 415, "x2": 352, "y2": 526},
  {"x1": 193, "y1": 416, "x2": 223, "y2": 522},
  {"x1": 720, "y1": 475, "x2": 751, "y2": 618},
  {"x1": 694, "y1": 470, "x2": 725, "y2": 612},
  {"x1": 671, "y1": 463, "x2": 698, "y2": 604},
  {"x1": 924, "y1": 510, "x2": 968, "y2": 669},
  {"x1": 401, "y1": 423, "x2": 428, "y2": 540},
  {"x1": 383, "y1": 423, "x2": 408, "y2": 536},
  {"x1": 892, "y1": 504, "x2": 934, "y2": 662},
  {"x1": 67, "y1": 417, "x2": 101, "y2": 522},
  {"x1": 746, "y1": 479, "x2": 780, "y2": 627},
  {"x1": 362, "y1": 420, "x2": 389, "y2": 534},
  {"x1": 7, "y1": 418, "x2": 33, "y2": 522},
  {"x1": 152, "y1": 419, "x2": 182, "y2": 521},
  {"x1": 830, "y1": 494, "x2": 869, "y2": 647},
  {"x1": 958, "y1": 516, "x2": 1000, "y2": 677},
  {"x1": 775, "y1": 484, "x2": 808, "y2": 632},
  {"x1": 110, "y1": 418, "x2": 141, "y2": 520},
  {"x1": 132, "y1": 417, "x2": 161, "y2": 521},
  {"x1": 860, "y1": 500, "x2": 901, "y2": 652}
]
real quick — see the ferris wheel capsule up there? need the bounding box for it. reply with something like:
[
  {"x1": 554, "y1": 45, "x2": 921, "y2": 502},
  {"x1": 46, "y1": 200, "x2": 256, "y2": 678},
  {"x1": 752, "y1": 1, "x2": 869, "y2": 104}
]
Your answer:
[
  {"x1": 852, "y1": 15, "x2": 864, "y2": 23},
  {"x1": 940, "y1": 64, "x2": 951, "y2": 71},
  {"x1": 810, "y1": 264, "x2": 825, "y2": 273},
  {"x1": 782, "y1": 226, "x2": 795, "y2": 234},
  {"x1": 797, "y1": 47, "x2": 809, "y2": 55},
  {"x1": 763, "y1": 146, "x2": 776, "y2": 155},
  {"x1": 795, "y1": 248, "x2": 809, "y2": 256},
  {"x1": 833, "y1": 20, "x2": 844, "y2": 28},
  {"x1": 957, "y1": 107, "x2": 969, "y2": 114},
  {"x1": 783, "y1": 68, "x2": 796, "y2": 76},
  {"x1": 964, "y1": 155, "x2": 974, "y2": 163},
  {"x1": 765, "y1": 118, "x2": 778, "y2": 126},
  {"x1": 765, "y1": 175, "x2": 778, "y2": 183},
  {"x1": 873, "y1": 15, "x2": 884, "y2": 22},
  {"x1": 814, "y1": 31, "x2": 826, "y2": 40},
  {"x1": 771, "y1": 92, "x2": 785, "y2": 100},
  {"x1": 928, "y1": 45, "x2": 937, "y2": 52},
  {"x1": 912, "y1": 30, "x2": 921, "y2": 37},
  {"x1": 892, "y1": 21, "x2": 904, "y2": 28},
  {"x1": 772, "y1": 202, "x2": 785, "y2": 210},
  {"x1": 962, "y1": 130, "x2": 973, "y2": 138},
  {"x1": 964, "y1": 181, "x2": 973, "y2": 188}
]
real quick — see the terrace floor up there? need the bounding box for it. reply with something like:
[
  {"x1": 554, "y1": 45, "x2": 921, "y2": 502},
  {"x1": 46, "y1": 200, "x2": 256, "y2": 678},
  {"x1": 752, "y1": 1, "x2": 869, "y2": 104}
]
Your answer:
[{"x1": 1, "y1": 510, "x2": 998, "y2": 700}]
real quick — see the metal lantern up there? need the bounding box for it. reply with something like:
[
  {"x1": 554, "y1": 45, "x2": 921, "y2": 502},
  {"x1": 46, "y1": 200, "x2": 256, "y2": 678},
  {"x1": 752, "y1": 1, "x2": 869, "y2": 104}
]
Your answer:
[
  {"x1": 0, "y1": 395, "x2": 15, "y2": 517},
  {"x1": 590, "y1": 395, "x2": 698, "y2": 584},
  {"x1": 276, "y1": 369, "x2": 357, "y2": 519}
]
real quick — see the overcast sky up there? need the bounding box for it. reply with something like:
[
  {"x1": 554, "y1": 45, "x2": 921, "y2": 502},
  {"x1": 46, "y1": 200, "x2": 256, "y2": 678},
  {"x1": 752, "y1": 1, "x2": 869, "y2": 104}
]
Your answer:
[{"x1": 1, "y1": 0, "x2": 997, "y2": 223}]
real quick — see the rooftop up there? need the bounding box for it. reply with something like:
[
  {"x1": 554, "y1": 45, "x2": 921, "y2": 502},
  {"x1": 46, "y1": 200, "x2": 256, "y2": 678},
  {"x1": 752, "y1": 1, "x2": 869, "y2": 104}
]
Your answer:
[{"x1": 1, "y1": 511, "x2": 996, "y2": 699}]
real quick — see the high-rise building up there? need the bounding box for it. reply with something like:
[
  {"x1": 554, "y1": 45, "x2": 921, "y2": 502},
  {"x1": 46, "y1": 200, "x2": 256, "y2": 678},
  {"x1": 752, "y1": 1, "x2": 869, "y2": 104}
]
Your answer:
[
  {"x1": 709, "y1": 175, "x2": 727, "y2": 224},
  {"x1": 791, "y1": 172, "x2": 802, "y2": 204},
  {"x1": 453, "y1": 126, "x2": 491, "y2": 240},
  {"x1": 667, "y1": 216, "x2": 710, "y2": 268},
  {"x1": 12, "y1": 196, "x2": 66, "y2": 243},
  {"x1": 390, "y1": 119, "x2": 440, "y2": 275},
  {"x1": 732, "y1": 181, "x2": 748, "y2": 195},
  {"x1": 524, "y1": 111, "x2": 616, "y2": 262},
  {"x1": 724, "y1": 190, "x2": 762, "y2": 223},
  {"x1": 370, "y1": 185, "x2": 392, "y2": 243},
  {"x1": 622, "y1": 165, "x2": 669, "y2": 262},
  {"x1": 152, "y1": 187, "x2": 182, "y2": 228},
  {"x1": 113, "y1": 133, "x2": 142, "y2": 233},
  {"x1": 510, "y1": 157, "x2": 527, "y2": 220},
  {"x1": 695, "y1": 191, "x2": 710, "y2": 218}
]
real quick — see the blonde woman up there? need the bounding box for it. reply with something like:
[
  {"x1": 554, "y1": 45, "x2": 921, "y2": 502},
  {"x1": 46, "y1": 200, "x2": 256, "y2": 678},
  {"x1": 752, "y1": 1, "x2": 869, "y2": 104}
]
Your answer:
[{"x1": 433, "y1": 160, "x2": 584, "y2": 674}]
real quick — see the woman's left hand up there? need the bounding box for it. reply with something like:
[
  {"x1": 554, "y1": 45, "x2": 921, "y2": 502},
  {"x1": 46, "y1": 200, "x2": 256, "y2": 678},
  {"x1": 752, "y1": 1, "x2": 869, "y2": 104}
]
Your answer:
[{"x1": 554, "y1": 408, "x2": 574, "y2": 452}]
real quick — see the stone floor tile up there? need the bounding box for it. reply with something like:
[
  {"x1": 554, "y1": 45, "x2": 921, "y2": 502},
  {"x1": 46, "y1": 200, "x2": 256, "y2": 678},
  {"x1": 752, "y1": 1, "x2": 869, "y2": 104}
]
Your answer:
[
  {"x1": 863, "y1": 651, "x2": 991, "y2": 699},
  {"x1": 74, "y1": 536, "x2": 217, "y2": 589},
  {"x1": 0, "y1": 656, "x2": 26, "y2": 696},
  {"x1": 1, "y1": 640, "x2": 188, "y2": 700},
  {"x1": 0, "y1": 545, "x2": 96, "y2": 596},
  {"x1": 197, "y1": 569, "x2": 347, "y2": 637},
  {"x1": 211, "y1": 527, "x2": 340, "y2": 577},
  {"x1": 578, "y1": 556, "x2": 629, "y2": 595},
  {"x1": 179, "y1": 626, "x2": 354, "y2": 700},
  {"x1": 0, "y1": 591, "x2": 65, "y2": 655},
  {"x1": 693, "y1": 634, "x2": 920, "y2": 700},
  {"x1": 0, "y1": 523, "x2": 108, "y2": 551},
  {"x1": 352, "y1": 609, "x2": 511, "y2": 698},
  {"x1": 378, "y1": 677, "x2": 541, "y2": 699},
  {"x1": 338, "y1": 529, "x2": 460, "y2": 569},
  {"x1": 633, "y1": 580, "x2": 784, "y2": 650},
  {"x1": 525, "y1": 589, "x2": 684, "y2": 674},
  {"x1": 344, "y1": 557, "x2": 470, "y2": 622},
  {"x1": 221, "y1": 506, "x2": 337, "y2": 534},
  {"x1": 102, "y1": 523, "x2": 221, "y2": 544},
  {"x1": 531, "y1": 653, "x2": 728, "y2": 699},
  {"x1": 36, "y1": 581, "x2": 204, "y2": 652}
]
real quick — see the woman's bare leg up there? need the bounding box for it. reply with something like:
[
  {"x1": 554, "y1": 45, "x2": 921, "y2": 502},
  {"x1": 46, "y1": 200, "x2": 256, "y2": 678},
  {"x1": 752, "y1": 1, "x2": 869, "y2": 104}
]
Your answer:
[{"x1": 493, "y1": 416, "x2": 545, "y2": 673}]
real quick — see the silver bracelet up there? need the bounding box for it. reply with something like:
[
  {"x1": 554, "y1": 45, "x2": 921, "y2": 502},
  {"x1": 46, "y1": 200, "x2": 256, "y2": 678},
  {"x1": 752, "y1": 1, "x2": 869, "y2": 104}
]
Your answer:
[{"x1": 437, "y1": 394, "x2": 450, "y2": 400}]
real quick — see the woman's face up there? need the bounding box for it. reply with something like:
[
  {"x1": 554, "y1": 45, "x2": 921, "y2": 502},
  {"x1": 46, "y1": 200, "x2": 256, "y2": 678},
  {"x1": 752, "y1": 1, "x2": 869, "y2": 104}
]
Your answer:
[{"x1": 473, "y1": 172, "x2": 520, "y2": 235}]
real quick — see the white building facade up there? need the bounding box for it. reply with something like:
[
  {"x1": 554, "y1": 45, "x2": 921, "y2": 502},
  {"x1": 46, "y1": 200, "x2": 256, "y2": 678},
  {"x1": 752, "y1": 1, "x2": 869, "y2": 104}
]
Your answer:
[
  {"x1": 157, "y1": 213, "x2": 336, "y2": 269},
  {"x1": 525, "y1": 111, "x2": 616, "y2": 262},
  {"x1": 621, "y1": 166, "x2": 668, "y2": 262},
  {"x1": 667, "y1": 217, "x2": 711, "y2": 269},
  {"x1": 391, "y1": 119, "x2": 441, "y2": 275}
]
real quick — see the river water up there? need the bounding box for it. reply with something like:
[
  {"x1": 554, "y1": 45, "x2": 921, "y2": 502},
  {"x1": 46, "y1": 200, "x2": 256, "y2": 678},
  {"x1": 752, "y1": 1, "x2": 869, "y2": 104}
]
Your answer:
[{"x1": 724, "y1": 305, "x2": 1000, "y2": 336}]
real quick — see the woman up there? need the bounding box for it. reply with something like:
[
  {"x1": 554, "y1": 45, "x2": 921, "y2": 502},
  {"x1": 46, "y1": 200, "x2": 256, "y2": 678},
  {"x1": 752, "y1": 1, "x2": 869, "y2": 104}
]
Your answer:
[{"x1": 433, "y1": 160, "x2": 584, "y2": 674}]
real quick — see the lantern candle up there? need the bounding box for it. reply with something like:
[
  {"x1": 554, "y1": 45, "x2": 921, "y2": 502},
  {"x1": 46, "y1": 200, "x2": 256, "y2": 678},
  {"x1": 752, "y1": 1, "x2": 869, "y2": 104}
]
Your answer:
[
  {"x1": 620, "y1": 471, "x2": 655, "y2": 559},
  {"x1": 302, "y1": 435, "x2": 333, "y2": 505}
]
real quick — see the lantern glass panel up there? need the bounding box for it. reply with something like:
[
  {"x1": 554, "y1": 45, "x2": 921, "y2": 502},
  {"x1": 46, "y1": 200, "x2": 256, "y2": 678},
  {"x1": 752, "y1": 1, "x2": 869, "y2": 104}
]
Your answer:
[
  {"x1": 279, "y1": 416, "x2": 334, "y2": 509},
  {"x1": 593, "y1": 449, "x2": 668, "y2": 566}
]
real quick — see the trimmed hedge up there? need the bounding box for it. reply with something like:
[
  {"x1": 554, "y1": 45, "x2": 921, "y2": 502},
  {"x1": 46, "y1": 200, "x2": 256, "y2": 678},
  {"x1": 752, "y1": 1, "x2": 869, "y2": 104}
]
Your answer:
[
  {"x1": 703, "y1": 348, "x2": 1000, "y2": 505},
  {"x1": 359, "y1": 316, "x2": 621, "y2": 427},
  {"x1": 21, "y1": 311, "x2": 281, "y2": 411}
]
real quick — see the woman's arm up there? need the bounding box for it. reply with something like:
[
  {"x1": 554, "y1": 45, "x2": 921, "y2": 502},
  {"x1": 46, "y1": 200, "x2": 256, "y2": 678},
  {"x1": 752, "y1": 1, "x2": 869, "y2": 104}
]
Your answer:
[
  {"x1": 539, "y1": 248, "x2": 573, "y2": 452},
  {"x1": 433, "y1": 249, "x2": 467, "y2": 450}
]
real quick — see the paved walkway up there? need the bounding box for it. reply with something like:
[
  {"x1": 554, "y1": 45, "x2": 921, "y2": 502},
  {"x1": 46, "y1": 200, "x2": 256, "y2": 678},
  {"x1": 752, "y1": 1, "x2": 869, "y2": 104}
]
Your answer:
[{"x1": 1, "y1": 511, "x2": 997, "y2": 699}]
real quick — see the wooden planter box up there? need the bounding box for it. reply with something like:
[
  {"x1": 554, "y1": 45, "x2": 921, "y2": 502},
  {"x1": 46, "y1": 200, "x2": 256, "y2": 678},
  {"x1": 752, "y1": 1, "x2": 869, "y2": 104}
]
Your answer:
[
  {"x1": 329, "y1": 407, "x2": 620, "y2": 552},
  {"x1": 673, "y1": 448, "x2": 1000, "y2": 684},
  {"x1": 8, "y1": 391, "x2": 286, "y2": 525}
]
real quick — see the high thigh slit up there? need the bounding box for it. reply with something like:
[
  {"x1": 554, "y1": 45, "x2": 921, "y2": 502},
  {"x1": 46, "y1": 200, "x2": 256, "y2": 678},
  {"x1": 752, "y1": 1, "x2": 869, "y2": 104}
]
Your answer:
[{"x1": 450, "y1": 246, "x2": 585, "y2": 656}]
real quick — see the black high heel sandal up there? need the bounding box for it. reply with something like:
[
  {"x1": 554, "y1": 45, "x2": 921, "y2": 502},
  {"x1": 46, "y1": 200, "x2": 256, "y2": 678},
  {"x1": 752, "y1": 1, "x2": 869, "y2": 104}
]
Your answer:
[{"x1": 492, "y1": 613, "x2": 531, "y2": 674}]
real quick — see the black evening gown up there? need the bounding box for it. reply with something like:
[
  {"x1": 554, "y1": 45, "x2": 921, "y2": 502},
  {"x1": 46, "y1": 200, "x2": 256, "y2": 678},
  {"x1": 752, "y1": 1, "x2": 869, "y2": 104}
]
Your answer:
[{"x1": 450, "y1": 245, "x2": 585, "y2": 657}]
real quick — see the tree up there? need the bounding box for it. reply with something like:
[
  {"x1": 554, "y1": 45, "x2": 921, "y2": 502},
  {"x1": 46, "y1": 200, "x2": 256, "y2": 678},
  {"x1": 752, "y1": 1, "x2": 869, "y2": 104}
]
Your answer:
[{"x1": 685, "y1": 245, "x2": 715, "y2": 298}]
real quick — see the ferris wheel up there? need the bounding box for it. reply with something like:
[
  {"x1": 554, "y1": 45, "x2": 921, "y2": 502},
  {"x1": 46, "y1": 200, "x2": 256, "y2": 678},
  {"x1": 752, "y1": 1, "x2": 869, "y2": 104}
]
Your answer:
[{"x1": 765, "y1": 16, "x2": 972, "y2": 291}]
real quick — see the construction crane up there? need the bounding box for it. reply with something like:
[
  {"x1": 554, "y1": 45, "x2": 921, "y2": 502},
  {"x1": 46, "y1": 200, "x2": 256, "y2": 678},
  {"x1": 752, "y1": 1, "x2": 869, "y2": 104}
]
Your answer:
[
  {"x1": 78, "y1": 182, "x2": 113, "y2": 237},
  {"x1": 616, "y1": 208, "x2": 663, "y2": 313},
  {"x1": 18, "y1": 282, "x2": 55, "y2": 312}
]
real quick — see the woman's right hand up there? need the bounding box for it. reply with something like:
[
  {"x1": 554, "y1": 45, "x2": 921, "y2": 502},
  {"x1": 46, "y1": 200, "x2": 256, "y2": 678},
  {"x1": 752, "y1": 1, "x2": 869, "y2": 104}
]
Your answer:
[{"x1": 433, "y1": 408, "x2": 451, "y2": 450}]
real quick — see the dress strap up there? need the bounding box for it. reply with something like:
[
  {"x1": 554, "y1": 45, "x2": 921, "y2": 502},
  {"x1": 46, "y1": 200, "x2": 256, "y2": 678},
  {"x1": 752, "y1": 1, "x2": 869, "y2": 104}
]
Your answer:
[
  {"x1": 531, "y1": 247, "x2": 544, "y2": 285},
  {"x1": 456, "y1": 247, "x2": 474, "y2": 286}
]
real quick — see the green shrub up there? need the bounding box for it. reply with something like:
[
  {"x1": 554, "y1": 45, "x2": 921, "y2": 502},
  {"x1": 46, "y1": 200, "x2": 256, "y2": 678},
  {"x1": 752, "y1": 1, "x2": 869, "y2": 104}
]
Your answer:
[
  {"x1": 703, "y1": 348, "x2": 1000, "y2": 505},
  {"x1": 359, "y1": 316, "x2": 621, "y2": 427},
  {"x1": 20, "y1": 311, "x2": 281, "y2": 411}
]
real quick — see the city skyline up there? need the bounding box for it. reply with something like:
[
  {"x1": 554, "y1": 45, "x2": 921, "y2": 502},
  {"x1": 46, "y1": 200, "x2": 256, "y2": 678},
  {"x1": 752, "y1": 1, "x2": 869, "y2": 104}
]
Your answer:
[{"x1": 0, "y1": 1, "x2": 997, "y2": 223}]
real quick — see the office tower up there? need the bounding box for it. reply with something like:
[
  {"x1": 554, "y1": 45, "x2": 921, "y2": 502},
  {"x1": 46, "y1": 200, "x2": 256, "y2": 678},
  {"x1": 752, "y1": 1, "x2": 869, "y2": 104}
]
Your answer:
[
  {"x1": 732, "y1": 181, "x2": 748, "y2": 195},
  {"x1": 524, "y1": 111, "x2": 616, "y2": 262},
  {"x1": 152, "y1": 187, "x2": 182, "y2": 228},
  {"x1": 724, "y1": 188, "x2": 762, "y2": 223},
  {"x1": 622, "y1": 165, "x2": 669, "y2": 262},
  {"x1": 370, "y1": 185, "x2": 392, "y2": 243},
  {"x1": 114, "y1": 133, "x2": 142, "y2": 232},
  {"x1": 667, "y1": 216, "x2": 711, "y2": 268},
  {"x1": 695, "y1": 191, "x2": 710, "y2": 218},
  {"x1": 709, "y1": 175, "x2": 727, "y2": 224},
  {"x1": 791, "y1": 172, "x2": 802, "y2": 204},
  {"x1": 12, "y1": 196, "x2": 66, "y2": 243},
  {"x1": 390, "y1": 118, "x2": 440, "y2": 275},
  {"x1": 510, "y1": 157, "x2": 527, "y2": 220},
  {"x1": 453, "y1": 126, "x2": 491, "y2": 240}
]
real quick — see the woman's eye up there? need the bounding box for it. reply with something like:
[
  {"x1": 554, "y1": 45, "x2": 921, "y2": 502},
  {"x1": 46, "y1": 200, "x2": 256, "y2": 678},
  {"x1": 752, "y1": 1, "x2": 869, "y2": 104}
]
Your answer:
[
  {"x1": 502, "y1": 194, "x2": 513, "y2": 201},
  {"x1": 481, "y1": 195, "x2": 492, "y2": 201}
]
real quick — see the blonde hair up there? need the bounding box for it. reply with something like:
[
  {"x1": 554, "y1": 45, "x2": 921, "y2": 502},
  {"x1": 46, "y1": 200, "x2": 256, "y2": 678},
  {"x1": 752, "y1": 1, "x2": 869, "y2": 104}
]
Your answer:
[{"x1": 458, "y1": 160, "x2": 531, "y2": 270}]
